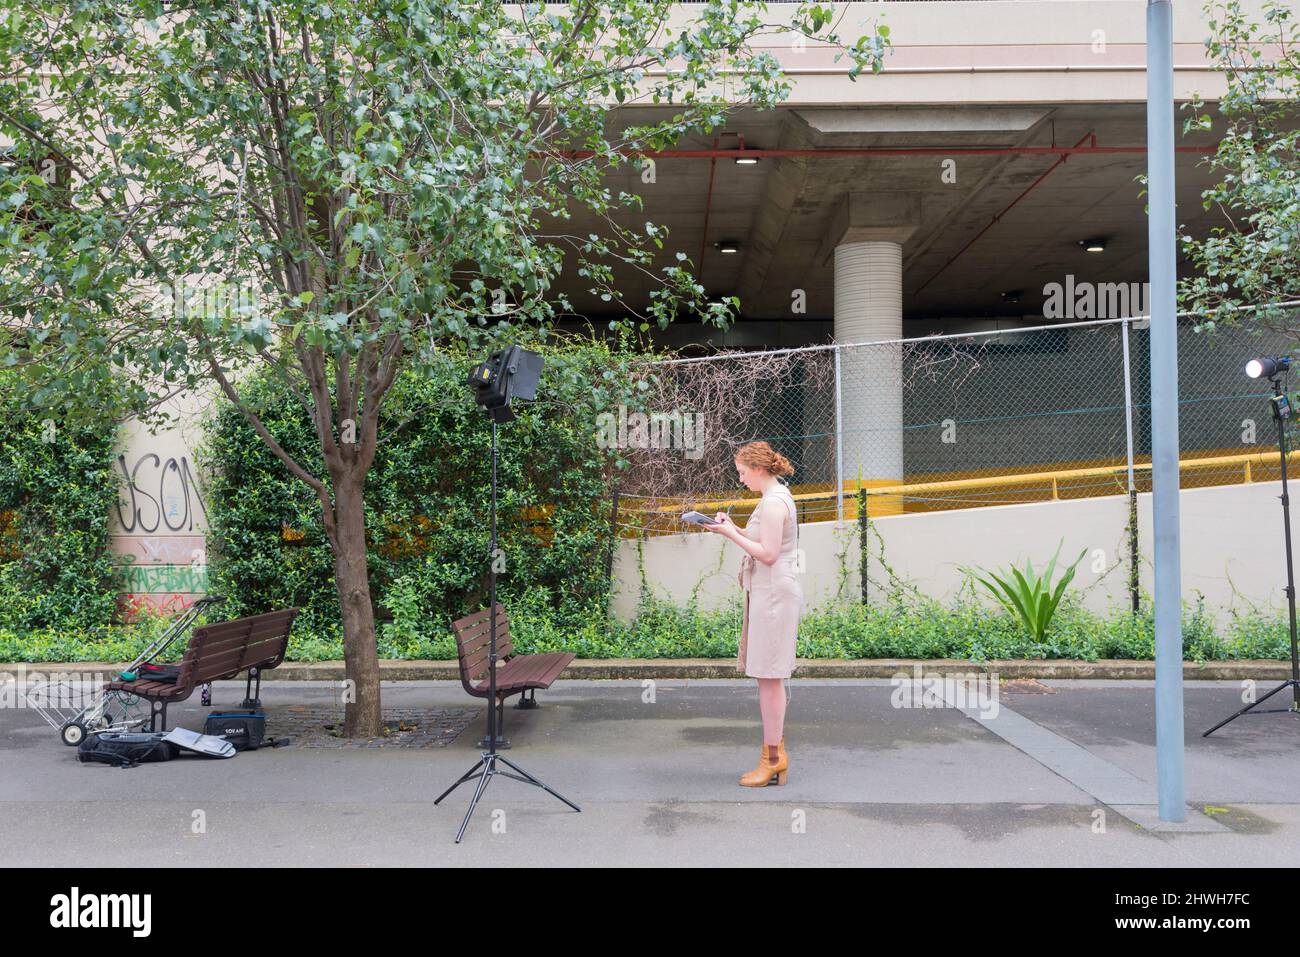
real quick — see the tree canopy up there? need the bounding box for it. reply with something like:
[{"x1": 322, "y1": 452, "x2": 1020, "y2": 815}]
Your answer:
[{"x1": 1180, "y1": 0, "x2": 1299, "y2": 332}]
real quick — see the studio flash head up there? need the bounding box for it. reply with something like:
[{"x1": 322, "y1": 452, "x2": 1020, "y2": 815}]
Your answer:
[
  {"x1": 466, "y1": 345, "x2": 544, "y2": 423},
  {"x1": 1245, "y1": 355, "x2": 1292, "y2": 380}
]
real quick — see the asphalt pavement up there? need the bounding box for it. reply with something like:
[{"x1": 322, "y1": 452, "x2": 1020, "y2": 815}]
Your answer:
[{"x1": 2, "y1": 677, "x2": 1297, "y2": 866}]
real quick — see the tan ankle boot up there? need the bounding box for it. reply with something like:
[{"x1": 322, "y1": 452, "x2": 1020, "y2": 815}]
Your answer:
[{"x1": 739, "y1": 743, "x2": 789, "y2": 787}]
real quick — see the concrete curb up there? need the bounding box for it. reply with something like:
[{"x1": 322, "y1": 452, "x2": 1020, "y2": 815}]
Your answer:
[{"x1": 5, "y1": 657, "x2": 1294, "y2": 680}]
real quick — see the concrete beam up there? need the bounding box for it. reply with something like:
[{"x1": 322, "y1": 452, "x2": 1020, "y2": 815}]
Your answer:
[
  {"x1": 819, "y1": 191, "x2": 923, "y2": 266},
  {"x1": 735, "y1": 118, "x2": 818, "y2": 311},
  {"x1": 795, "y1": 107, "x2": 1049, "y2": 135}
]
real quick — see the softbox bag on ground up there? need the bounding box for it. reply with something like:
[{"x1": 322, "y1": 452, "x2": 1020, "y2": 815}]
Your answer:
[{"x1": 77, "y1": 732, "x2": 179, "y2": 769}]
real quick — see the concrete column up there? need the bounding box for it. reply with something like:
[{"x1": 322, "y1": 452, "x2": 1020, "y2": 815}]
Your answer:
[{"x1": 822, "y1": 192, "x2": 920, "y2": 519}]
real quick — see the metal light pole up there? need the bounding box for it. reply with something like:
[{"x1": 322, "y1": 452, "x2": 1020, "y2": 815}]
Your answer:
[{"x1": 1147, "y1": 0, "x2": 1186, "y2": 823}]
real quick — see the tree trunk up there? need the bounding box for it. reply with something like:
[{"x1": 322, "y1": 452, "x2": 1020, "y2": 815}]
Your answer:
[{"x1": 331, "y1": 470, "x2": 382, "y2": 737}]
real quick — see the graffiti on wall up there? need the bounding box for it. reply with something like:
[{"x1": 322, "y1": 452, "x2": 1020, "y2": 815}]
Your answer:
[
  {"x1": 118, "y1": 592, "x2": 202, "y2": 617},
  {"x1": 113, "y1": 453, "x2": 208, "y2": 533},
  {"x1": 111, "y1": 443, "x2": 211, "y2": 619},
  {"x1": 111, "y1": 535, "x2": 206, "y2": 566},
  {"x1": 119, "y1": 564, "x2": 209, "y2": 594}
]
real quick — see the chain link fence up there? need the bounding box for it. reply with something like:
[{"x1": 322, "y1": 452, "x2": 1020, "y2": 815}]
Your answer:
[{"x1": 616, "y1": 303, "x2": 1300, "y2": 536}]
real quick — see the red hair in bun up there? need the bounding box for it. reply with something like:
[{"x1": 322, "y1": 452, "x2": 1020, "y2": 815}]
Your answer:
[{"x1": 735, "y1": 441, "x2": 794, "y2": 478}]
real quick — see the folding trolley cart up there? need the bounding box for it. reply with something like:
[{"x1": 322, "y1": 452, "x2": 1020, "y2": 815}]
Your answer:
[{"x1": 26, "y1": 595, "x2": 226, "y2": 746}]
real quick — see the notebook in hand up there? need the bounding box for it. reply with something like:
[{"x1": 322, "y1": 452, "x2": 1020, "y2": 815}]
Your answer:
[{"x1": 681, "y1": 510, "x2": 719, "y2": 526}]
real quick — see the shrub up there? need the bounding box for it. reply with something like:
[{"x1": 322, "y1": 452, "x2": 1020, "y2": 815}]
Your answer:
[{"x1": 0, "y1": 378, "x2": 122, "y2": 632}]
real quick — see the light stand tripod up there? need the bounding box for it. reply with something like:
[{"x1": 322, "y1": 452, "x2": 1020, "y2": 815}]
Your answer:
[
  {"x1": 1204, "y1": 360, "x2": 1300, "y2": 736},
  {"x1": 435, "y1": 347, "x2": 580, "y2": 842}
]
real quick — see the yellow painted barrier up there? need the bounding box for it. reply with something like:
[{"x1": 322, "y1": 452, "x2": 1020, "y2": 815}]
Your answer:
[{"x1": 622, "y1": 447, "x2": 1300, "y2": 536}]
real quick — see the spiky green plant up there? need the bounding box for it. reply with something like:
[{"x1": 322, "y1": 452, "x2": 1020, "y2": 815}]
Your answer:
[{"x1": 960, "y1": 539, "x2": 1088, "y2": 643}]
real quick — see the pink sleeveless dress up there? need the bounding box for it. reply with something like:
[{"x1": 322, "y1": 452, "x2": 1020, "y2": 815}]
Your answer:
[{"x1": 736, "y1": 483, "x2": 803, "y2": 678}]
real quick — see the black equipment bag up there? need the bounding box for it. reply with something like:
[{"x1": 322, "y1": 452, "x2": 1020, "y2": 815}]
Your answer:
[
  {"x1": 136, "y1": 663, "x2": 181, "y2": 684},
  {"x1": 204, "y1": 709, "x2": 266, "y2": 751},
  {"x1": 76, "y1": 731, "x2": 179, "y2": 769}
]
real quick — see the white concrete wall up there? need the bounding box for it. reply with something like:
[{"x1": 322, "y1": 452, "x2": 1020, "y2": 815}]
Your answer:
[
  {"x1": 109, "y1": 392, "x2": 213, "y2": 617},
  {"x1": 611, "y1": 480, "x2": 1296, "y2": 632},
  {"x1": 649, "y1": 0, "x2": 1281, "y2": 106}
]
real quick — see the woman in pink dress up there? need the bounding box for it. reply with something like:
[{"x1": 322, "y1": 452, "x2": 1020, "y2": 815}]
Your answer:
[{"x1": 704, "y1": 441, "x2": 803, "y2": 787}]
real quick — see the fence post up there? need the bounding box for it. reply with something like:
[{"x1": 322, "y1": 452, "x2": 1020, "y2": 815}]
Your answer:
[
  {"x1": 857, "y1": 485, "x2": 868, "y2": 606},
  {"x1": 606, "y1": 482, "x2": 619, "y2": 585},
  {"x1": 1121, "y1": 318, "x2": 1140, "y2": 613},
  {"x1": 834, "y1": 344, "x2": 845, "y2": 525}
]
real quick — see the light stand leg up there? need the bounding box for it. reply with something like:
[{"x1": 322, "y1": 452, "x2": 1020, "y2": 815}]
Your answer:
[
  {"x1": 498, "y1": 755, "x2": 582, "y2": 812},
  {"x1": 454, "y1": 756, "x2": 496, "y2": 845},
  {"x1": 433, "y1": 756, "x2": 486, "y2": 805},
  {"x1": 1203, "y1": 678, "x2": 1299, "y2": 736}
]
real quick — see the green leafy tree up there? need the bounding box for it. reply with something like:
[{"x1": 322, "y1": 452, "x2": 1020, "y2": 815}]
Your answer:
[
  {"x1": 0, "y1": 0, "x2": 889, "y2": 734},
  {"x1": 1179, "y1": 0, "x2": 1299, "y2": 332}
]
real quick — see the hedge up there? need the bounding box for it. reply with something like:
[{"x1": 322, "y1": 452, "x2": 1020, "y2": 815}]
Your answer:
[{"x1": 0, "y1": 373, "x2": 123, "y2": 632}]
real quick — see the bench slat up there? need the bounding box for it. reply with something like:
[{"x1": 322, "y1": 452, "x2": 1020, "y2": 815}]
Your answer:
[
  {"x1": 461, "y1": 639, "x2": 513, "y2": 680},
  {"x1": 191, "y1": 639, "x2": 285, "y2": 663},
  {"x1": 473, "y1": 652, "x2": 574, "y2": 694},
  {"x1": 451, "y1": 604, "x2": 572, "y2": 702},
  {"x1": 459, "y1": 622, "x2": 511, "y2": 652},
  {"x1": 191, "y1": 652, "x2": 260, "y2": 682},
  {"x1": 459, "y1": 631, "x2": 514, "y2": 660},
  {"x1": 104, "y1": 679, "x2": 188, "y2": 699},
  {"x1": 190, "y1": 632, "x2": 292, "y2": 672},
  {"x1": 453, "y1": 606, "x2": 508, "y2": 634},
  {"x1": 454, "y1": 604, "x2": 513, "y2": 683},
  {"x1": 194, "y1": 618, "x2": 294, "y2": 644},
  {"x1": 455, "y1": 614, "x2": 510, "y2": 648}
]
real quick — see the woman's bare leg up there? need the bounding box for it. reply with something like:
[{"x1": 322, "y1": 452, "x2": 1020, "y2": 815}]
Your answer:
[{"x1": 757, "y1": 677, "x2": 786, "y2": 759}]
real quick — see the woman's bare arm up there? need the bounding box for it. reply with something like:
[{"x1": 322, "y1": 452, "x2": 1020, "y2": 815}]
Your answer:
[
  {"x1": 753, "y1": 498, "x2": 785, "y2": 565},
  {"x1": 705, "y1": 499, "x2": 785, "y2": 565}
]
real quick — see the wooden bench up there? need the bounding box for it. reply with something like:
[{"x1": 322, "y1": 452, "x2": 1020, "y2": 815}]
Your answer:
[
  {"x1": 103, "y1": 608, "x2": 299, "y2": 732},
  {"x1": 451, "y1": 603, "x2": 574, "y2": 745}
]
